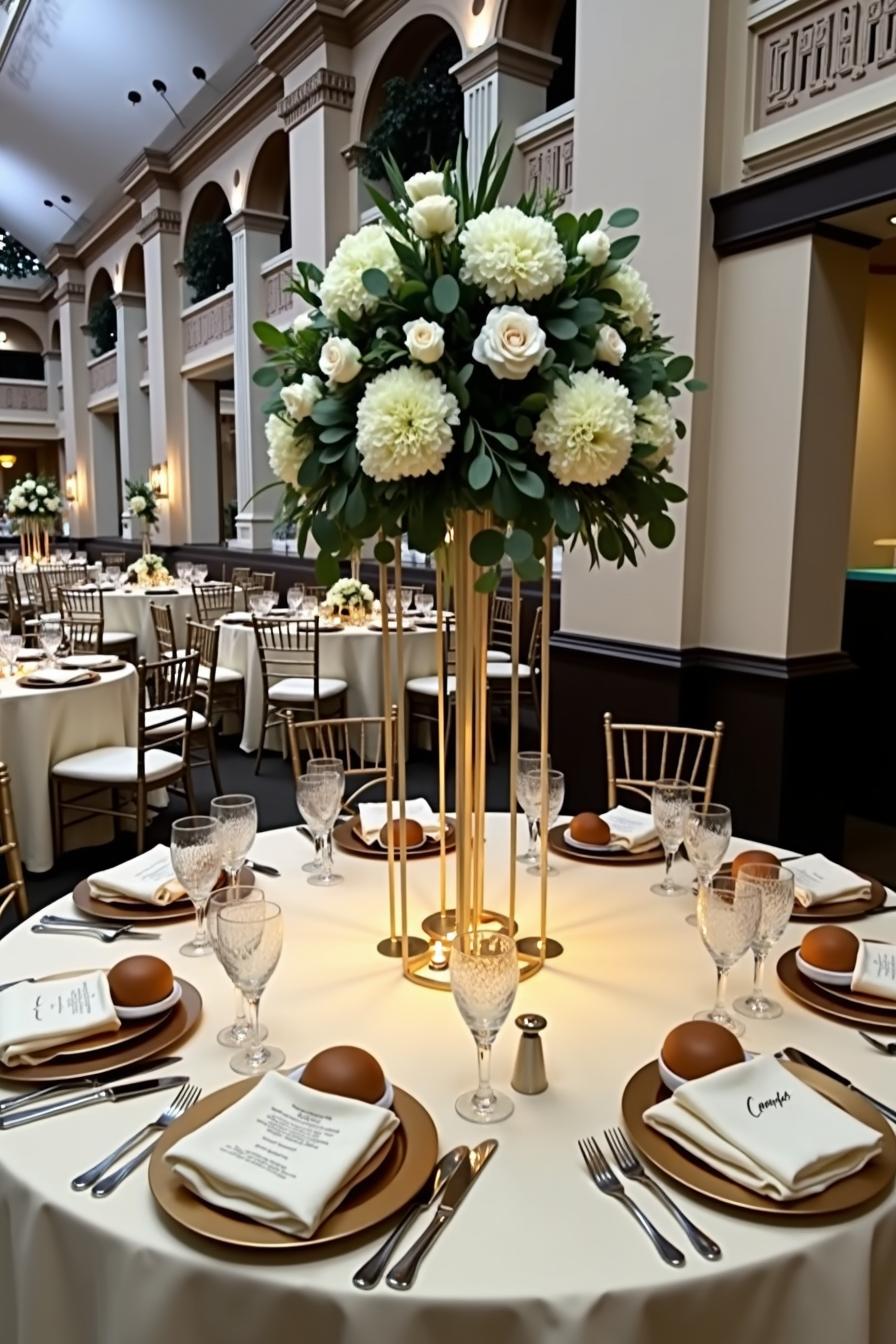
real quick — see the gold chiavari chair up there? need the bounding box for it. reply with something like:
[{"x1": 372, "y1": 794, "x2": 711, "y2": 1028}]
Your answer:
[
  {"x1": 407, "y1": 617, "x2": 457, "y2": 752},
  {"x1": 21, "y1": 570, "x2": 45, "y2": 614},
  {"x1": 603, "y1": 713, "x2": 725, "y2": 808},
  {"x1": 51, "y1": 653, "x2": 200, "y2": 857},
  {"x1": 183, "y1": 617, "x2": 246, "y2": 793},
  {"x1": 250, "y1": 570, "x2": 277, "y2": 592},
  {"x1": 193, "y1": 581, "x2": 236, "y2": 623},
  {"x1": 284, "y1": 709, "x2": 397, "y2": 813},
  {"x1": 230, "y1": 566, "x2": 252, "y2": 590},
  {"x1": 38, "y1": 564, "x2": 71, "y2": 613},
  {"x1": 60, "y1": 586, "x2": 137, "y2": 661},
  {"x1": 150, "y1": 600, "x2": 178, "y2": 658},
  {"x1": 60, "y1": 608, "x2": 104, "y2": 654},
  {"x1": 485, "y1": 605, "x2": 543, "y2": 719},
  {"x1": 0, "y1": 762, "x2": 28, "y2": 923},
  {"x1": 252, "y1": 616, "x2": 348, "y2": 773},
  {"x1": 486, "y1": 594, "x2": 513, "y2": 663},
  {"x1": 4, "y1": 575, "x2": 37, "y2": 641}
]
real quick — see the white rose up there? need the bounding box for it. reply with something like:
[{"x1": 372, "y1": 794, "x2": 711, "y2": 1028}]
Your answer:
[
  {"x1": 403, "y1": 318, "x2": 445, "y2": 365},
  {"x1": 291, "y1": 312, "x2": 314, "y2": 334},
  {"x1": 23, "y1": 479, "x2": 34, "y2": 492},
  {"x1": 405, "y1": 171, "x2": 446, "y2": 203},
  {"x1": 594, "y1": 324, "x2": 626, "y2": 367},
  {"x1": 281, "y1": 374, "x2": 324, "y2": 421},
  {"x1": 45, "y1": 497, "x2": 59, "y2": 511},
  {"x1": 577, "y1": 229, "x2": 611, "y2": 267},
  {"x1": 408, "y1": 195, "x2": 458, "y2": 243},
  {"x1": 130, "y1": 495, "x2": 147, "y2": 515},
  {"x1": 29, "y1": 500, "x2": 37, "y2": 511},
  {"x1": 319, "y1": 336, "x2": 362, "y2": 386},
  {"x1": 472, "y1": 306, "x2": 547, "y2": 381},
  {"x1": 35, "y1": 484, "x2": 47, "y2": 497}
]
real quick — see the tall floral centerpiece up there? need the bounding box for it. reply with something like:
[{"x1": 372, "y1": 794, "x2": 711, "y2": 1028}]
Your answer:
[
  {"x1": 253, "y1": 136, "x2": 703, "y2": 982},
  {"x1": 5, "y1": 473, "x2": 64, "y2": 560},
  {"x1": 125, "y1": 479, "x2": 160, "y2": 557}
]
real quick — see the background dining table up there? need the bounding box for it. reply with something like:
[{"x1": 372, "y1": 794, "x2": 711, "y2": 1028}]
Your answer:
[
  {"x1": 0, "y1": 663, "x2": 138, "y2": 871},
  {"x1": 101, "y1": 588, "x2": 197, "y2": 659},
  {"x1": 2, "y1": 817, "x2": 895, "y2": 1344}
]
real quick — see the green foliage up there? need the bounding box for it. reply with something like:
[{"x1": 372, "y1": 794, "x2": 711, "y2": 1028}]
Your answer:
[
  {"x1": 87, "y1": 295, "x2": 117, "y2": 357},
  {"x1": 183, "y1": 220, "x2": 233, "y2": 303},
  {"x1": 0, "y1": 227, "x2": 44, "y2": 280},
  {"x1": 361, "y1": 39, "x2": 463, "y2": 182}
]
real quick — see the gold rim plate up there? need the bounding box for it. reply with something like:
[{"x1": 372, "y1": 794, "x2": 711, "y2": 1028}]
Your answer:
[
  {"x1": 149, "y1": 1081, "x2": 438, "y2": 1249},
  {"x1": 334, "y1": 817, "x2": 457, "y2": 861},
  {"x1": 18, "y1": 670, "x2": 101, "y2": 689},
  {"x1": 547, "y1": 823, "x2": 662, "y2": 866},
  {"x1": 777, "y1": 947, "x2": 896, "y2": 1028},
  {"x1": 719, "y1": 865, "x2": 886, "y2": 921},
  {"x1": 72, "y1": 864, "x2": 252, "y2": 923},
  {"x1": 622, "y1": 1059, "x2": 896, "y2": 1215}
]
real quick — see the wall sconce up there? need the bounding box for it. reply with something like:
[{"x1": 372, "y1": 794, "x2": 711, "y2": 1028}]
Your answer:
[
  {"x1": 149, "y1": 461, "x2": 169, "y2": 498},
  {"x1": 0, "y1": 453, "x2": 16, "y2": 470},
  {"x1": 65, "y1": 472, "x2": 78, "y2": 503}
]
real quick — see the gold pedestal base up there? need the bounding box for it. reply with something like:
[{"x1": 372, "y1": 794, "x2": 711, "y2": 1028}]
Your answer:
[
  {"x1": 377, "y1": 935, "x2": 428, "y2": 959},
  {"x1": 516, "y1": 936, "x2": 564, "y2": 960}
]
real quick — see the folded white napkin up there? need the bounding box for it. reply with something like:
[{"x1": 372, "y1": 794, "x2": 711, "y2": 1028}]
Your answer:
[
  {"x1": 785, "y1": 854, "x2": 871, "y2": 907},
  {"x1": 357, "y1": 798, "x2": 439, "y2": 846},
  {"x1": 852, "y1": 941, "x2": 896, "y2": 1000},
  {"x1": 0, "y1": 972, "x2": 120, "y2": 1067},
  {"x1": 63, "y1": 654, "x2": 116, "y2": 669},
  {"x1": 88, "y1": 845, "x2": 187, "y2": 906},
  {"x1": 165, "y1": 1073, "x2": 399, "y2": 1237},
  {"x1": 24, "y1": 668, "x2": 89, "y2": 686},
  {"x1": 599, "y1": 805, "x2": 658, "y2": 851},
  {"x1": 645, "y1": 1055, "x2": 881, "y2": 1200}
]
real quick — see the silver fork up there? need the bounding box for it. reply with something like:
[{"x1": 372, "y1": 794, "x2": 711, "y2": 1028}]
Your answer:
[
  {"x1": 604, "y1": 1127, "x2": 721, "y2": 1260},
  {"x1": 73, "y1": 1084, "x2": 201, "y2": 1197},
  {"x1": 31, "y1": 924, "x2": 160, "y2": 943},
  {"x1": 578, "y1": 1137, "x2": 685, "y2": 1267}
]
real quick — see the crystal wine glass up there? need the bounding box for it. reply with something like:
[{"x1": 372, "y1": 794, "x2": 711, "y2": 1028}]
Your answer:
[
  {"x1": 296, "y1": 770, "x2": 343, "y2": 885},
  {"x1": 106, "y1": 565, "x2": 121, "y2": 586},
  {"x1": 1, "y1": 633, "x2": 22, "y2": 676},
  {"x1": 207, "y1": 882, "x2": 268, "y2": 1047},
  {"x1": 694, "y1": 875, "x2": 761, "y2": 1037},
  {"x1": 525, "y1": 768, "x2": 564, "y2": 875},
  {"x1": 210, "y1": 794, "x2": 257, "y2": 887},
  {"x1": 248, "y1": 591, "x2": 266, "y2": 617},
  {"x1": 170, "y1": 815, "x2": 222, "y2": 957},
  {"x1": 216, "y1": 900, "x2": 284, "y2": 1075},
  {"x1": 287, "y1": 584, "x2": 305, "y2": 613},
  {"x1": 400, "y1": 587, "x2": 414, "y2": 615},
  {"x1": 415, "y1": 592, "x2": 434, "y2": 618},
  {"x1": 300, "y1": 594, "x2": 318, "y2": 620},
  {"x1": 451, "y1": 930, "x2": 519, "y2": 1123},
  {"x1": 193, "y1": 564, "x2": 208, "y2": 584},
  {"x1": 176, "y1": 562, "x2": 192, "y2": 584},
  {"x1": 386, "y1": 589, "x2": 397, "y2": 615},
  {"x1": 39, "y1": 614, "x2": 62, "y2": 667},
  {"x1": 301, "y1": 758, "x2": 345, "y2": 874},
  {"x1": 650, "y1": 779, "x2": 693, "y2": 897},
  {"x1": 683, "y1": 802, "x2": 732, "y2": 927},
  {"x1": 515, "y1": 750, "x2": 551, "y2": 864},
  {"x1": 733, "y1": 864, "x2": 795, "y2": 1021}
]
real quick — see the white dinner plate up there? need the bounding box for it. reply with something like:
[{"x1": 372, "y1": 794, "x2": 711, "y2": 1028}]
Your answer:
[
  {"x1": 62, "y1": 653, "x2": 118, "y2": 669},
  {"x1": 115, "y1": 980, "x2": 183, "y2": 1021},
  {"x1": 658, "y1": 1050, "x2": 754, "y2": 1092},
  {"x1": 288, "y1": 1062, "x2": 394, "y2": 1109},
  {"x1": 562, "y1": 827, "x2": 626, "y2": 853}
]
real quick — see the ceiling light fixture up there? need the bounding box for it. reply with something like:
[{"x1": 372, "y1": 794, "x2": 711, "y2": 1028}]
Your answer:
[
  {"x1": 43, "y1": 198, "x2": 77, "y2": 223},
  {"x1": 192, "y1": 64, "x2": 222, "y2": 94},
  {"x1": 152, "y1": 78, "x2": 186, "y2": 128},
  {"x1": 889, "y1": 215, "x2": 896, "y2": 226},
  {"x1": 127, "y1": 89, "x2": 142, "y2": 105},
  {"x1": 0, "y1": 454, "x2": 17, "y2": 470}
]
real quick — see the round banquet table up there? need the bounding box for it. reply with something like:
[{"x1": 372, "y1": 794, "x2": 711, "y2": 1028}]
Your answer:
[
  {"x1": 2, "y1": 821, "x2": 896, "y2": 1343},
  {"x1": 101, "y1": 587, "x2": 197, "y2": 659},
  {"x1": 216, "y1": 619, "x2": 438, "y2": 753},
  {"x1": 0, "y1": 664, "x2": 137, "y2": 872}
]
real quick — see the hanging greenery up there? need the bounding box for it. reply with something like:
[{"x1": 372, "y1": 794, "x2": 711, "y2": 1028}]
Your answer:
[
  {"x1": 0, "y1": 227, "x2": 44, "y2": 280},
  {"x1": 361, "y1": 38, "x2": 463, "y2": 184},
  {"x1": 183, "y1": 220, "x2": 233, "y2": 303},
  {"x1": 87, "y1": 295, "x2": 117, "y2": 356}
]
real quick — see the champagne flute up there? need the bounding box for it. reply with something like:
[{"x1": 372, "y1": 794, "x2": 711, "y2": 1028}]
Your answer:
[
  {"x1": 451, "y1": 930, "x2": 519, "y2": 1123},
  {"x1": 207, "y1": 883, "x2": 268, "y2": 1047},
  {"x1": 683, "y1": 802, "x2": 732, "y2": 927},
  {"x1": 300, "y1": 594, "x2": 318, "y2": 620},
  {"x1": 301, "y1": 757, "x2": 345, "y2": 874},
  {"x1": 287, "y1": 584, "x2": 305, "y2": 613},
  {"x1": 526, "y1": 768, "x2": 564, "y2": 876},
  {"x1": 386, "y1": 589, "x2": 397, "y2": 616},
  {"x1": 694, "y1": 875, "x2": 761, "y2": 1037},
  {"x1": 296, "y1": 771, "x2": 343, "y2": 885},
  {"x1": 39, "y1": 614, "x2": 62, "y2": 667},
  {"x1": 216, "y1": 900, "x2": 284, "y2": 1075},
  {"x1": 400, "y1": 588, "x2": 414, "y2": 615},
  {"x1": 516, "y1": 750, "x2": 551, "y2": 864},
  {"x1": 650, "y1": 780, "x2": 692, "y2": 896},
  {"x1": 170, "y1": 816, "x2": 222, "y2": 957},
  {"x1": 210, "y1": 794, "x2": 257, "y2": 888},
  {"x1": 733, "y1": 864, "x2": 795, "y2": 1021}
]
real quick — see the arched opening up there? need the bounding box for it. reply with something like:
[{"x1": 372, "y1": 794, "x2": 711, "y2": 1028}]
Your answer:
[
  {"x1": 122, "y1": 243, "x2": 145, "y2": 295},
  {"x1": 182, "y1": 181, "x2": 233, "y2": 304},
  {"x1": 500, "y1": 0, "x2": 576, "y2": 110},
  {"x1": 49, "y1": 319, "x2": 60, "y2": 352},
  {"x1": 247, "y1": 131, "x2": 292, "y2": 253},
  {"x1": 360, "y1": 18, "x2": 463, "y2": 186},
  {"x1": 86, "y1": 267, "x2": 116, "y2": 357},
  {"x1": 0, "y1": 317, "x2": 44, "y2": 380}
]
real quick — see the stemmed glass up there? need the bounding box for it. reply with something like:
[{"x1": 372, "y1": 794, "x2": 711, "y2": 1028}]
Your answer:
[
  {"x1": 296, "y1": 770, "x2": 343, "y2": 885},
  {"x1": 515, "y1": 750, "x2": 551, "y2": 864},
  {"x1": 207, "y1": 882, "x2": 268, "y2": 1047},
  {"x1": 525, "y1": 769, "x2": 564, "y2": 875},
  {"x1": 694, "y1": 876, "x2": 761, "y2": 1037},
  {"x1": 249, "y1": 591, "x2": 266, "y2": 617},
  {"x1": 287, "y1": 584, "x2": 305, "y2": 613},
  {"x1": 193, "y1": 564, "x2": 208, "y2": 584},
  {"x1": 170, "y1": 816, "x2": 222, "y2": 957},
  {"x1": 650, "y1": 780, "x2": 692, "y2": 896},
  {"x1": 106, "y1": 565, "x2": 121, "y2": 586},
  {"x1": 733, "y1": 864, "x2": 795, "y2": 1021},
  {"x1": 386, "y1": 589, "x2": 397, "y2": 616},
  {"x1": 261, "y1": 590, "x2": 278, "y2": 615},
  {"x1": 451, "y1": 930, "x2": 519, "y2": 1123},
  {"x1": 210, "y1": 794, "x2": 257, "y2": 886},
  {"x1": 39, "y1": 615, "x2": 63, "y2": 667},
  {"x1": 1, "y1": 632, "x2": 22, "y2": 676},
  {"x1": 400, "y1": 588, "x2": 414, "y2": 616},
  {"x1": 300, "y1": 758, "x2": 344, "y2": 874},
  {"x1": 176, "y1": 562, "x2": 192, "y2": 585},
  {"x1": 216, "y1": 900, "x2": 284, "y2": 1075},
  {"x1": 300, "y1": 594, "x2": 318, "y2": 620},
  {"x1": 415, "y1": 592, "x2": 434, "y2": 619},
  {"x1": 683, "y1": 802, "x2": 732, "y2": 927}
]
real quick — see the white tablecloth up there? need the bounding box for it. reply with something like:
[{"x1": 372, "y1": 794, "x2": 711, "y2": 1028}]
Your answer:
[
  {"x1": 2, "y1": 819, "x2": 895, "y2": 1344},
  {"x1": 217, "y1": 621, "x2": 438, "y2": 753},
  {"x1": 102, "y1": 589, "x2": 196, "y2": 659},
  {"x1": 0, "y1": 665, "x2": 137, "y2": 871}
]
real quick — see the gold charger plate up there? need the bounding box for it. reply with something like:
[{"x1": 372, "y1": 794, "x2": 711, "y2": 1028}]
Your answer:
[
  {"x1": 777, "y1": 948, "x2": 896, "y2": 1029},
  {"x1": 334, "y1": 817, "x2": 457, "y2": 861},
  {"x1": 18, "y1": 670, "x2": 101, "y2": 689},
  {"x1": 148, "y1": 1081, "x2": 438, "y2": 1249},
  {"x1": 621, "y1": 1059, "x2": 896, "y2": 1216},
  {"x1": 72, "y1": 864, "x2": 251, "y2": 923},
  {"x1": 547, "y1": 824, "x2": 663, "y2": 866},
  {"x1": 0, "y1": 978, "x2": 202, "y2": 1082},
  {"x1": 719, "y1": 865, "x2": 886, "y2": 921}
]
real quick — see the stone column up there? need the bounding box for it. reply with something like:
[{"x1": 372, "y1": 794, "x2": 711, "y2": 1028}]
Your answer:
[
  {"x1": 138, "y1": 206, "x2": 183, "y2": 545},
  {"x1": 46, "y1": 246, "x2": 95, "y2": 537},
  {"x1": 226, "y1": 208, "x2": 288, "y2": 551},
  {"x1": 43, "y1": 349, "x2": 62, "y2": 425},
  {"x1": 113, "y1": 290, "x2": 151, "y2": 539},
  {"x1": 452, "y1": 40, "x2": 559, "y2": 190},
  {"x1": 181, "y1": 379, "x2": 220, "y2": 543},
  {"x1": 278, "y1": 66, "x2": 355, "y2": 270}
]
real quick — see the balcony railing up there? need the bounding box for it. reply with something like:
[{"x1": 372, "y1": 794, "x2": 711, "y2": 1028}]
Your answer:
[
  {"x1": 261, "y1": 251, "x2": 295, "y2": 321},
  {"x1": 0, "y1": 379, "x2": 48, "y2": 413},
  {"x1": 87, "y1": 350, "x2": 118, "y2": 396},
  {"x1": 182, "y1": 286, "x2": 234, "y2": 360},
  {"x1": 516, "y1": 100, "x2": 575, "y2": 204}
]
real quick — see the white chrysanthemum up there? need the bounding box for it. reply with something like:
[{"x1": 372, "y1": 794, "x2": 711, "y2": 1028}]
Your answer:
[
  {"x1": 459, "y1": 206, "x2": 566, "y2": 302},
  {"x1": 533, "y1": 370, "x2": 635, "y2": 487},
  {"x1": 607, "y1": 264, "x2": 653, "y2": 335},
  {"x1": 265, "y1": 413, "x2": 312, "y2": 490},
  {"x1": 357, "y1": 365, "x2": 460, "y2": 483},
  {"x1": 636, "y1": 390, "x2": 676, "y2": 467},
  {"x1": 319, "y1": 224, "x2": 403, "y2": 321}
]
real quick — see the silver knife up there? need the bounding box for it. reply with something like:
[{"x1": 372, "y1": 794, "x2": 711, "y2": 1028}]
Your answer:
[
  {"x1": 782, "y1": 1047, "x2": 896, "y2": 1125},
  {"x1": 386, "y1": 1140, "x2": 498, "y2": 1290},
  {"x1": 0, "y1": 1055, "x2": 183, "y2": 1115},
  {"x1": 248, "y1": 860, "x2": 280, "y2": 878},
  {"x1": 0, "y1": 1076, "x2": 189, "y2": 1129}
]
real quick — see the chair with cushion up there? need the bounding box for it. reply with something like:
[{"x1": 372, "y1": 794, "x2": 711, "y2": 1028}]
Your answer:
[
  {"x1": 407, "y1": 617, "x2": 458, "y2": 752},
  {"x1": 182, "y1": 617, "x2": 247, "y2": 793},
  {"x1": 4, "y1": 575, "x2": 37, "y2": 642},
  {"x1": 193, "y1": 581, "x2": 236, "y2": 624},
  {"x1": 0, "y1": 762, "x2": 28, "y2": 924},
  {"x1": 230, "y1": 566, "x2": 251, "y2": 590},
  {"x1": 38, "y1": 564, "x2": 72, "y2": 614},
  {"x1": 603, "y1": 713, "x2": 725, "y2": 808},
  {"x1": 486, "y1": 595, "x2": 513, "y2": 663},
  {"x1": 284, "y1": 710, "x2": 397, "y2": 813},
  {"x1": 485, "y1": 604, "x2": 542, "y2": 714},
  {"x1": 62, "y1": 586, "x2": 137, "y2": 662},
  {"x1": 253, "y1": 616, "x2": 347, "y2": 774},
  {"x1": 51, "y1": 652, "x2": 200, "y2": 857}
]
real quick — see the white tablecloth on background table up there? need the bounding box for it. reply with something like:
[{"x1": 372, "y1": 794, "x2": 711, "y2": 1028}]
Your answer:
[
  {"x1": 2, "y1": 818, "x2": 896, "y2": 1344},
  {"x1": 102, "y1": 589, "x2": 196, "y2": 659},
  {"x1": 216, "y1": 621, "x2": 438, "y2": 753},
  {"x1": 0, "y1": 665, "x2": 137, "y2": 871}
]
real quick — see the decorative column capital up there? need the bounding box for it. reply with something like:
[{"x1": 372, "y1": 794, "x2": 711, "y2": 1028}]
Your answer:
[
  {"x1": 340, "y1": 140, "x2": 367, "y2": 169},
  {"x1": 54, "y1": 280, "x2": 86, "y2": 305},
  {"x1": 120, "y1": 148, "x2": 177, "y2": 203},
  {"x1": 137, "y1": 207, "x2": 181, "y2": 242},
  {"x1": 277, "y1": 68, "x2": 355, "y2": 130},
  {"x1": 112, "y1": 290, "x2": 146, "y2": 311},
  {"x1": 451, "y1": 39, "x2": 560, "y2": 92},
  {"x1": 225, "y1": 209, "x2": 288, "y2": 238}
]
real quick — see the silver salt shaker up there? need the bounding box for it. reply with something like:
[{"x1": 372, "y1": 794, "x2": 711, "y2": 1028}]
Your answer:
[{"x1": 511, "y1": 1013, "x2": 548, "y2": 1094}]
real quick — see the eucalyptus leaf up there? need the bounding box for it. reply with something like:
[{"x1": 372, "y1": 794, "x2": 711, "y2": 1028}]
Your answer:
[
  {"x1": 362, "y1": 268, "x2": 391, "y2": 297},
  {"x1": 504, "y1": 529, "x2": 533, "y2": 563},
  {"x1": 516, "y1": 471, "x2": 546, "y2": 500},
  {"x1": 319, "y1": 444, "x2": 347, "y2": 464},
  {"x1": 664, "y1": 355, "x2": 694, "y2": 382},
  {"x1": 550, "y1": 493, "x2": 579, "y2": 535},
  {"x1": 573, "y1": 297, "x2": 604, "y2": 327},
  {"x1": 474, "y1": 568, "x2": 501, "y2": 594},
  {"x1": 468, "y1": 454, "x2": 493, "y2": 490},
  {"x1": 514, "y1": 555, "x2": 544, "y2": 582},
  {"x1": 252, "y1": 320, "x2": 289, "y2": 349},
  {"x1": 608, "y1": 207, "x2": 640, "y2": 228},
  {"x1": 597, "y1": 526, "x2": 622, "y2": 561},
  {"x1": 345, "y1": 481, "x2": 367, "y2": 528},
  {"x1": 374, "y1": 539, "x2": 395, "y2": 565},
  {"x1": 252, "y1": 365, "x2": 281, "y2": 387},
  {"x1": 318, "y1": 425, "x2": 353, "y2": 444},
  {"x1": 685, "y1": 377, "x2": 708, "y2": 392},
  {"x1": 609, "y1": 235, "x2": 640, "y2": 261},
  {"x1": 325, "y1": 482, "x2": 348, "y2": 518},
  {"x1": 311, "y1": 513, "x2": 340, "y2": 552},
  {"x1": 311, "y1": 399, "x2": 351, "y2": 427},
  {"x1": 514, "y1": 415, "x2": 534, "y2": 438},
  {"x1": 519, "y1": 392, "x2": 548, "y2": 413},
  {"x1": 469, "y1": 528, "x2": 506, "y2": 567},
  {"x1": 315, "y1": 550, "x2": 340, "y2": 586},
  {"x1": 546, "y1": 317, "x2": 579, "y2": 342},
  {"x1": 648, "y1": 514, "x2": 676, "y2": 548},
  {"x1": 432, "y1": 274, "x2": 460, "y2": 314}
]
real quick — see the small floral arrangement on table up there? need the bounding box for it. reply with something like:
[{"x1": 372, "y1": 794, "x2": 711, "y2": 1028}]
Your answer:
[
  {"x1": 323, "y1": 577, "x2": 375, "y2": 624},
  {"x1": 125, "y1": 553, "x2": 171, "y2": 588},
  {"x1": 124, "y1": 479, "x2": 160, "y2": 527},
  {"x1": 5, "y1": 473, "x2": 64, "y2": 523}
]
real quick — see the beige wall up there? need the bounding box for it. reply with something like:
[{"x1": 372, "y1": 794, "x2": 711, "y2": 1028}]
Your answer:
[{"x1": 849, "y1": 272, "x2": 896, "y2": 569}]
